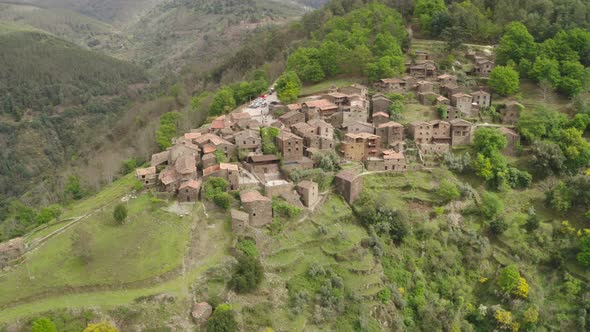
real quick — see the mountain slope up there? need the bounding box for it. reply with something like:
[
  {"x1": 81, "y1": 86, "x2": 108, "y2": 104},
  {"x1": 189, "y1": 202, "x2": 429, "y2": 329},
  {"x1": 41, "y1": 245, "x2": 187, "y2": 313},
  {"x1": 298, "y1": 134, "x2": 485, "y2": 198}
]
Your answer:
[{"x1": 0, "y1": 23, "x2": 148, "y2": 208}]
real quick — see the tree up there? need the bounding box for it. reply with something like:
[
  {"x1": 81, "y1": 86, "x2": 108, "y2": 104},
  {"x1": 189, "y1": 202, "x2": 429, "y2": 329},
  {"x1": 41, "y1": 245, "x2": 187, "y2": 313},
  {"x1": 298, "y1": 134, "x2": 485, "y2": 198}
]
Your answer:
[
  {"x1": 155, "y1": 111, "x2": 182, "y2": 150},
  {"x1": 208, "y1": 304, "x2": 237, "y2": 332},
  {"x1": 113, "y1": 204, "x2": 128, "y2": 224},
  {"x1": 210, "y1": 87, "x2": 236, "y2": 116},
  {"x1": 496, "y1": 22, "x2": 536, "y2": 65},
  {"x1": 35, "y1": 205, "x2": 62, "y2": 225},
  {"x1": 474, "y1": 128, "x2": 508, "y2": 156},
  {"x1": 489, "y1": 66, "x2": 520, "y2": 96},
  {"x1": 213, "y1": 192, "x2": 232, "y2": 210},
  {"x1": 275, "y1": 71, "x2": 302, "y2": 104},
  {"x1": 229, "y1": 255, "x2": 264, "y2": 293},
  {"x1": 202, "y1": 177, "x2": 229, "y2": 201},
  {"x1": 71, "y1": 228, "x2": 93, "y2": 264},
  {"x1": 529, "y1": 57, "x2": 561, "y2": 86},
  {"x1": 548, "y1": 181, "x2": 572, "y2": 213},
  {"x1": 31, "y1": 317, "x2": 57, "y2": 332},
  {"x1": 287, "y1": 48, "x2": 325, "y2": 83},
  {"x1": 436, "y1": 180, "x2": 460, "y2": 203},
  {"x1": 577, "y1": 233, "x2": 590, "y2": 267},
  {"x1": 497, "y1": 265, "x2": 521, "y2": 293},
  {"x1": 481, "y1": 192, "x2": 504, "y2": 219},
  {"x1": 531, "y1": 140, "x2": 566, "y2": 177},
  {"x1": 64, "y1": 175, "x2": 85, "y2": 200},
  {"x1": 83, "y1": 322, "x2": 118, "y2": 332},
  {"x1": 414, "y1": 0, "x2": 447, "y2": 35}
]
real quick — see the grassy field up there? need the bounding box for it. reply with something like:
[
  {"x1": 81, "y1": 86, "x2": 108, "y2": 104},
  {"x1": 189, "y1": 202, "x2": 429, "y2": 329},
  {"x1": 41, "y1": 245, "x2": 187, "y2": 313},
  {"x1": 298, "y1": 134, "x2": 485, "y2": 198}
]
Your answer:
[{"x1": 300, "y1": 77, "x2": 364, "y2": 96}]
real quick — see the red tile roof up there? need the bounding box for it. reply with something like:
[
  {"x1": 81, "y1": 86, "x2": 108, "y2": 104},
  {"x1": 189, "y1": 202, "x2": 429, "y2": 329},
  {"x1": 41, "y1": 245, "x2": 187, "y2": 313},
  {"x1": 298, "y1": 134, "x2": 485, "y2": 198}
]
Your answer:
[
  {"x1": 158, "y1": 167, "x2": 177, "y2": 185},
  {"x1": 373, "y1": 112, "x2": 389, "y2": 118},
  {"x1": 179, "y1": 179, "x2": 201, "y2": 190},
  {"x1": 175, "y1": 156, "x2": 196, "y2": 175},
  {"x1": 240, "y1": 190, "x2": 270, "y2": 203},
  {"x1": 136, "y1": 166, "x2": 156, "y2": 177},
  {"x1": 303, "y1": 99, "x2": 338, "y2": 110}
]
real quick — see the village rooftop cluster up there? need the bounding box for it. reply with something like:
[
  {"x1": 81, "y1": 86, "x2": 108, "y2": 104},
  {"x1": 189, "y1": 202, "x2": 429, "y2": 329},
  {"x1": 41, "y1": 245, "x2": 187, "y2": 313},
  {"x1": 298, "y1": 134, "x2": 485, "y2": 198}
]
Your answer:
[{"x1": 134, "y1": 48, "x2": 524, "y2": 232}]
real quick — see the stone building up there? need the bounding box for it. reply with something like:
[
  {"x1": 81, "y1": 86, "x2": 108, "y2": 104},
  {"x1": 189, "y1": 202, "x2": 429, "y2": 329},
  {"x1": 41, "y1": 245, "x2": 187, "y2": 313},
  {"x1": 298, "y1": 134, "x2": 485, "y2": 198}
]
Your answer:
[
  {"x1": 279, "y1": 110, "x2": 305, "y2": 127},
  {"x1": 499, "y1": 127, "x2": 521, "y2": 156},
  {"x1": 276, "y1": 131, "x2": 304, "y2": 162},
  {"x1": 437, "y1": 74, "x2": 457, "y2": 86},
  {"x1": 372, "y1": 94, "x2": 392, "y2": 115},
  {"x1": 472, "y1": 90, "x2": 491, "y2": 108},
  {"x1": 340, "y1": 133, "x2": 381, "y2": 161},
  {"x1": 339, "y1": 84, "x2": 368, "y2": 99},
  {"x1": 234, "y1": 129, "x2": 262, "y2": 155},
  {"x1": 302, "y1": 99, "x2": 339, "y2": 119},
  {"x1": 136, "y1": 166, "x2": 157, "y2": 188},
  {"x1": 376, "y1": 121, "x2": 404, "y2": 148},
  {"x1": 344, "y1": 121, "x2": 375, "y2": 134},
  {"x1": 473, "y1": 58, "x2": 495, "y2": 77},
  {"x1": 308, "y1": 119, "x2": 334, "y2": 139},
  {"x1": 240, "y1": 190, "x2": 272, "y2": 227},
  {"x1": 365, "y1": 150, "x2": 407, "y2": 172},
  {"x1": 231, "y1": 209, "x2": 249, "y2": 233},
  {"x1": 409, "y1": 120, "x2": 451, "y2": 144},
  {"x1": 500, "y1": 101, "x2": 524, "y2": 125},
  {"x1": 0, "y1": 237, "x2": 25, "y2": 268},
  {"x1": 451, "y1": 93, "x2": 473, "y2": 117},
  {"x1": 291, "y1": 122, "x2": 315, "y2": 138},
  {"x1": 335, "y1": 170, "x2": 362, "y2": 204},
  {"x1": 450, "y1": 119, "x2": 474, "y2": 146},
  {"x1": 372, "y1": 112, "x2": 390, "y2": 127},
  {"x1": 178, "y1": 179, "x2": 201, "y2": 202},
  {"x1": 244, "y1": 154, "x2": 280, "y2": 176},
  {"x1": 440, "y1": 83, "x2": 461, "y2": 98},
  {"x1": 416, "y1": 81, "x2": 434, "y2": 93},
  {"x1": 296, "y1": 180, "x2": 319, "y2": 208}
]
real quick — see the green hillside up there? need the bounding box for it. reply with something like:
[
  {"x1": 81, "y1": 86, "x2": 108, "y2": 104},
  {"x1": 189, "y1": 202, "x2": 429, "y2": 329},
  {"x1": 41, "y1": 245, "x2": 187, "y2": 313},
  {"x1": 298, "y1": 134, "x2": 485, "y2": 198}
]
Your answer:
[{"x1": 0, "y1": 23, "x2": 148, "y2": 226}]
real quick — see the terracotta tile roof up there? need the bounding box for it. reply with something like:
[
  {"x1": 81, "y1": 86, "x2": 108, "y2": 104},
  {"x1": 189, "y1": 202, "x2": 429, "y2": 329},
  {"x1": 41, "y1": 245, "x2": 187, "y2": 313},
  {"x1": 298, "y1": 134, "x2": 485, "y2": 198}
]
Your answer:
[
  {"x1": 240, "y1": 190, "x2": 270, "y2": 203},
  {"x1": 277, "y1": 131, "x2": 302, "y2": 141},
  {"x1": 372, "y1": 94, "x2": 390, "y2": 101},
  {"x1": 179, "y1": 179, "x2": 201, "y2": 190},
  {"x1": 220, "y1": 163, "x2": 239, "y2": 171},
  {"x1": 325, "y1": 92, "x2": 348, "y2": 98},
  {"x1": 195, "y1": 133, "x2": 232, "y2": 147},
  {"x1": 373, "y1": 112, "x2": 389, "y2": 118},
  {"x1": 211, "y1": 116, "x2": 227, "y2": 129},
  {"x1": 184, "y1": 132, "x2": 202, "y2": 140},
  {"x1": 383, "y1": 150, "x2": 405, "y2": 160},
  {"x1": 279, "y1": 110, "x2": 302, "y2": 120},
  {"x1": 231, "y1": 112, "x2": 251, "y2": 120},
  {"x1": 303, "y1": 99, "x2": 338, "y2": 110},
  {"x1": 175, "y1": 155, "x2": 196, "y2": 174},
  {"x1": 437, "y1": 74, "x2": 455, "y2": 79},
  {"x1": 235, "y1": 129, "x2": 260, "y2": 139},
  {"x1": 158, "y1": 167, "x2": 178, "y2": 185},
  {"x1": 202, "y1": 143, "x2": 216, "y2": 154},
  {"x1": 136, "y1": 166, "x2": 156, "y2": 177},
  {"x1": 449, "y1": 118, "x2": 473, "y2": 126},
  {"x1": 436, "y1": 95, "x2": 450, "y2": 101},
  {"x1": 202, "y1": 153, "x2": 216, "y2": 161},
  {"x1": 151, "y1": 151, "x2": 169, "y2": 167},
  {"x1": 378, "y1": 121, "x2": 403, "y2": 128},
  {"x1": 287, "y1": 103, "x2": 301, "y2": 111}
]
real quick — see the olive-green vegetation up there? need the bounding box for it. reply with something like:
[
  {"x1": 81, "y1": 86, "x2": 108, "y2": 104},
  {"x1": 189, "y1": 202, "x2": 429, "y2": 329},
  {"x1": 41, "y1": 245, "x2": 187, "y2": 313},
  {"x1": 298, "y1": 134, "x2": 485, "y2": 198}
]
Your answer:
[
  {"x1": 202, "y1": 177, "x2": 232, "y2": 209},
  {"x1": 208, "y1": 304, "x2": 237, "y2": 332},
  {"x1": 155, "y1": 112, "x2": 183, "y2": 150}
]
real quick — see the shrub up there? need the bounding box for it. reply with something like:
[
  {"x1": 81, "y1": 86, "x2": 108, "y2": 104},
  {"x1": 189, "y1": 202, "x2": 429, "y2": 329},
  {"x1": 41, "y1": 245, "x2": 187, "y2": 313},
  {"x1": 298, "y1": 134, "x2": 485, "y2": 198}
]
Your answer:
[
  {"x1": 497, "y1": 265, "x2": 521, "y2": 293},
  {"x1": 113, "y1": 204, "x2": 128, "y2": 224},
  {"x1": 436, "y1": 180, "x2": 460, "y2": 203},
  {"x1": 377, "y1": 287, "x2": 392, "y2": 303},
  {"x1": 481, "y1": 192, "x2": 504, "y2": 219},
  {"x1": 213, "y1": 193, "x2": 232, "y2": 210},
  {"x1": 83, "y1": 322, "x2": 118, "y2": 332},
  {"x1": 272, "y1": 198, "x2": 302, "y2": 219},
  {"x1": 236, "y1": 238, "x2": 259, "y2": 257},
  {"x1": 203, "y1": 177, "x2": 229, "y2": 200},
  {"x1": 208, "y1": 304, "x2": 237, "y2": 332},
  {"x1": 35, "y1": 205, "x2": 62, "y2": 225},
  {"x1": 229, "y1": 255, "x2": 264, "y2": 293},
  {"x1": 31, "y1": 317, "x2": 57, "y2": 332},
  {"x1": 489, "y1": 218, "x2": 508, "y2": 235}
]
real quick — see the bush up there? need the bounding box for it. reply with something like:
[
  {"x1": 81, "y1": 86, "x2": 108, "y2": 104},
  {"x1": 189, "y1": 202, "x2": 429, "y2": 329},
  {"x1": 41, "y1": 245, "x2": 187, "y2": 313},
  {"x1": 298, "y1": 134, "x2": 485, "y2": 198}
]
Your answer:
[
  {"x1": 208, "y1": 304, "x2": 237, "y2": 332},
  {"x1": 35, "y1": 205, "x2": 62, "y2": 225},
  {"x1": 377, "y1": 287, "x2": 392, "y2": 303},
  {"x1": 497, "y1": 265, "x2": 521, "y2": 293},
  {"x1": 113, "y1": 204, "x2": 128, "y2": 224},
  {"x1": 203, "y1": 177, "x2": 229, "y2": 200},
  {"x1": 213, "y1": 193, "x2": 232, "y2": 210},
  {"x1": 236, "y1": 238, "x2": 259, "y2": 257},
  {"x1": 229, "y1": 255, "x2": 264, "y2": 293},
  {"x1": 436, "y1": 180, "x2": 460, "y2": 203},
  {"x1": 83, "y1": 322, "x2": 118, "y2": 332},
  {"x1": 272, "y1": 198, "x2": 302, "y2": 219},
  {"x1": 481, "y1": 192, "x2": 504, "y2": 219},
  {"x1": 31, "y1": 317, "x2": 57, "y2": 332},
  {"x1": 489, "y1": 218, "x2": 508, "y2": 235}
]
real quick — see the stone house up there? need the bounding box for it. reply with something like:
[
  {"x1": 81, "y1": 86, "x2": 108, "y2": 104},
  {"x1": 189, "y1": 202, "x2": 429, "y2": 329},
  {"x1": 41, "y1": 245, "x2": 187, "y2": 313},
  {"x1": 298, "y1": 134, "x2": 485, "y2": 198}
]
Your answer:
[
  {"x1": 409, "y1": 120, "x2": 451, "y2": 144},
  {"x1": 170, "y1": 143, "x2": 200, "y2": 164},
  {"x1": 418, "y1": 92, "x2": 439, "y2": 106},
  {"x1": 415, "y1": 50, "x2": 432, "y2": 61},
  {"x1": 335, "y1": 170, "x2": 362, "y2": 204},
  {"x1": 276, "y1": 131, "x2": 303, "y2": 162},
  {"x1": 374, "y1": 78, "x2": 404, "y2": 93},
  {"x1": 451, "y1": 93, "x2": 473, "y2": 117},
  {"x1": 220, "y1": 163, "x2": 240, "y2": 190},
  {"x1": 365, "y1": 150, "x2": 407, "y2": 172},
  {"x1": 440, "y1": 83, "x2": 461, "y2": 98},
  {"x1": 431, "y1": 120, "x2": 452, "y2": 144},
  {"x1": 499, "y1": 127, "x2": 520, "y2": 156},
  {"x1": 436, "y1": 96, "x2": 450, "y2": 106},
  {"x1": 339, "y1": 84, "x2": 368, "y2": 99},
  {"x1": 347, "y1": 95, "x2": 370, "y2": 112},
  {"x1": 195, "y1": 134, "x2": 236, "y2": 160},
  {"x1": 230, "y1": 112, "x2": 252, "y2": 128},
  {"x1": 302, "y1": 99, "x2": 339, "y2": 119},
  {"x1": 136, "y1": 166, "x2": 157, "y2": 188},
  {"x1": 340, "y1": 132, "x2": 381, "y2": 161},
  {"x1": 372, "y1": 112, "x2": 390, "y2": 127},
  {"x1": 240, "y1": 190, "x2": 272, "y2": 227},
  {"x1": 178, "y1": 179, "x2": 201, "y2": 202},
  {"x1": 287, "y1": 103, "x2": 302, "y2": 112},
  {"x1": 244, "y1": 154, "x2": 280, "y2": 176},
  {"x1": 231, "y1": 209, "x2": 249, "y2": 233},
  {"x1": 279, "y1": 110, "x2": 305, "y2": 127},
  {"x1": 419, "y1": 143, "x2": 450, "y2": 155},
  {"x1": 201, "y1": 153, "x2": 217, "y2": 170},
  {"x1": 450, "y1": 119, "x2": 474, "y2": 146},
  {"x1": 473, "y1": 58, "x2": 495, "y2": 77},
  {"x1": 376, "y1": 121, "x2": 404, "y2": 148},
  {"x1": 308, "y1": 119, "x2": 334, "y2": 139},
  {"x1": 344, "y1": 121, "x2": 375, "y2": 134},
  {"x1": 175, "y1": 155, "x2": 197, "y2": 182},
  {"x1": 282, "y1": 157, "x2": 315, "y2": 173},
  {"x1": 151, "y1": 151, "x2": 170, "y2": 167},
  {"x1": 296, "y1": 180, "x2": 319, "y2": 207},
  {"x1": 437, "y1": 74, "x2": 457, "y2": 86},
  {"x1": 446, "y1": 106, "x2": 464, "y2": 120},
  {"x1": 409, "y1": 60, "x2": 437, "y2": 79},
  {"x1": 341, "y1": 106, "x2": 368, "y2": 125},
  {"x1": 0, "y1": 237, "x2": 25, "y2": 268},
  {"x1": 472, "y1": 90, "x2": 491, "y2": 108},
  {"x1": 416, "y1": 81, "x2": 434, "y2": 93},
  {"x1": 158, "y1": 166, "x2": 179, "y2": 192},
  {"x1": 234, "y1": 129, "x2": 262, "y2": 155},
  {"x1": 291, "y1": 122, "x2": 316, "y2": 138},
  {"x1": 372, "y1": 94, "x2": 392, "y2": 115},
  {"x1": 322, "y1": 92, "x2": 349, "y2": 108},
  {"x1": 501, "y1": 101, "x2": 524, "y2": 125}
]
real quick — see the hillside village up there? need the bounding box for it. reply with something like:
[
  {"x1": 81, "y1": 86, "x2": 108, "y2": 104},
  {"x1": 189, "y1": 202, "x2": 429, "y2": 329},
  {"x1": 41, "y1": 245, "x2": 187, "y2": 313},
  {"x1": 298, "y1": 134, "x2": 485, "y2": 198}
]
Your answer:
[{"x1": 133, "y1": 48, "x2": 521, "y2": 232}]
